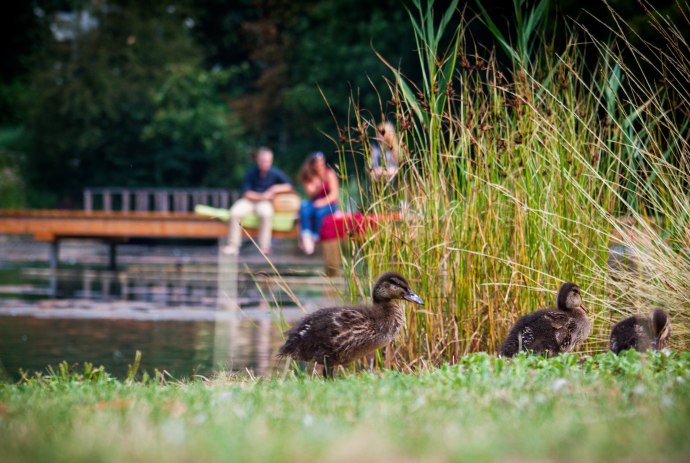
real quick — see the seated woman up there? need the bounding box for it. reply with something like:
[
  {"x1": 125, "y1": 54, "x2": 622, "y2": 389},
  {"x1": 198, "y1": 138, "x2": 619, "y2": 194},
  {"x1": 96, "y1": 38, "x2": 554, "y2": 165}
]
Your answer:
[{"x1": 298, "y1": 151, "x2": 339, "y2": 255}]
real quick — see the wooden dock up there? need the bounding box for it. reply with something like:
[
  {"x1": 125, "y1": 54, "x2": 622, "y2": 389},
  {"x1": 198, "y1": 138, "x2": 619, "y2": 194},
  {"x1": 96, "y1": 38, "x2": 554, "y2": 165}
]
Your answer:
[
  {"x1": 0, "y1": 210, "x2": 231, "y2": 241},
  {"x1": 0, "y1": 188, "x2": 350, "y2": 274},
  {"x1": 0, "y1": 209, "x2": 300, "y2": 270}
]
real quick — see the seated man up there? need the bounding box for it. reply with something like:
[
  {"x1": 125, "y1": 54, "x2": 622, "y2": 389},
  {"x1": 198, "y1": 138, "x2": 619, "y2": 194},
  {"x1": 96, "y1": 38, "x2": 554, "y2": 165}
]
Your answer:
[{"x1": 223, "y1": 147, "x2": 293, "y2": 255}]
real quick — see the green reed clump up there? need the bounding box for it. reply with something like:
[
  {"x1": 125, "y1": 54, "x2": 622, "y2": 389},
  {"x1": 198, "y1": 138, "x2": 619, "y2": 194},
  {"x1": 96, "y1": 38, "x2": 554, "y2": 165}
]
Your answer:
[
  {"x1": 579, "y1": 0, "x2": 690, "y2": 353},
  {"x1": 335, "y1": 0, "x2": 689, "y2": 368}
]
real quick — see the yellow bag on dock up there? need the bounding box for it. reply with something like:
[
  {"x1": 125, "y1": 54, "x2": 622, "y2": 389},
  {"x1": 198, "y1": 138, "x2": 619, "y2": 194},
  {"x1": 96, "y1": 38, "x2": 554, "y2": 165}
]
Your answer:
[{"x1": 194, "y1": 204, "x2": 296, "y2": 232}]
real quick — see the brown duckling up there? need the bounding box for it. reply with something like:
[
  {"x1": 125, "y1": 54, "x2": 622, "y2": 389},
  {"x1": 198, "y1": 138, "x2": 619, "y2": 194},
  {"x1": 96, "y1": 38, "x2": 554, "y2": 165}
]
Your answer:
[
  {"x1": 278, "y1": 271, "x2": 424, "y2": 378},
  {"x1": 500, "y1": 282, "x2": 590, "y2": 357},
  {"x1": 609, "y1": 308, "x2": 671, "y2": 354}
]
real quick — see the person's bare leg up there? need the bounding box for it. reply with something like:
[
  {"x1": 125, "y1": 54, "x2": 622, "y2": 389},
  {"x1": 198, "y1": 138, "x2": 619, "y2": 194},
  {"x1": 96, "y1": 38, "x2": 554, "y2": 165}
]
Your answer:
[
  {"x1": 224, "y1": 199, "x2": 254, "y2": 254},
  {"x1": 256, "y1": 200, "x2": 274, "y2": 254},
  {"x1": 300, "y1": 231, "x2": 314, "y2": 255}
]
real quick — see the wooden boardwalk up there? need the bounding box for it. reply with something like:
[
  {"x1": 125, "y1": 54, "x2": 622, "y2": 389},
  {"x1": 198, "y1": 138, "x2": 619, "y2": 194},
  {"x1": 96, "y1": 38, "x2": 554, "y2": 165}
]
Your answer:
[
  {"x1": 0, "y1": 209, "x2": 300, "y2": 270},
  {"x1": 0, "y1": 209, "x2": 229, "y2": 241},
  {"x1": 82, "y1": 187, "x2": 236, "y2": 213},
  {"x1": 0, "y1": 188, "x2": 348, "y2": 273},
  {"x1": 0, "y1": 209, "x2": 301, "y2": 240}
]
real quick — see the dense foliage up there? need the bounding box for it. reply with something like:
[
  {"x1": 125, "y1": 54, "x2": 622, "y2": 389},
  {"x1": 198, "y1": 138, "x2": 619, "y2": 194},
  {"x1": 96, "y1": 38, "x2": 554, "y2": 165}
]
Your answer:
[
  {"x1": 0, "y1": 0, "x2": 683, "y2": 207},
  {"x1": 0, "y1": 0, "x2": 419, "y2": 207}
]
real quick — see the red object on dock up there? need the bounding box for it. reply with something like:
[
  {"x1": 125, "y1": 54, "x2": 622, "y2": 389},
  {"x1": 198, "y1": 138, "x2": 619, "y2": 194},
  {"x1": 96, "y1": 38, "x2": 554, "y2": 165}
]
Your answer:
[{"x1": 319, "y1": 212, "x2": 388, "y2": 241}]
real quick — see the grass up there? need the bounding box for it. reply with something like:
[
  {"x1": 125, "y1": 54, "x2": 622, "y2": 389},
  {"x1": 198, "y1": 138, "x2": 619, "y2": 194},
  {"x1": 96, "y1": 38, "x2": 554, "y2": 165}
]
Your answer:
[
  {"x1": 333, "y1": 0, "x2": 690, "y2": 367},
  {"x1": 3, "y1": 2, "x2": 689, "y2": 460},
  {"x1": 1, "y1": 351, "x2": 689, "y2": 463}
]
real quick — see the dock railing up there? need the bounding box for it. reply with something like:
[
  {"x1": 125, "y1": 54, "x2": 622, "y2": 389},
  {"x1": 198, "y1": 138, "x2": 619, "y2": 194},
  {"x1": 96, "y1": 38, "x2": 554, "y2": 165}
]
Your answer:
[{"x1": 83, "y1": 187, "x2": 239, "y2": 213}]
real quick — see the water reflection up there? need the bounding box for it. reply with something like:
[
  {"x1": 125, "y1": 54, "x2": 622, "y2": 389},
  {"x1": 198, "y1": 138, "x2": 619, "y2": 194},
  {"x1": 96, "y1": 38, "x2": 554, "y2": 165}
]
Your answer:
[
  {"x1": 0, "y1": 238, "x2": 343, "y2": 379},
  {"x1": 5, "y1": 265, "x2": 324, "y2": 308},
  {"x1": 0, "y1": 316, "x2": 287, "y2": 380}
]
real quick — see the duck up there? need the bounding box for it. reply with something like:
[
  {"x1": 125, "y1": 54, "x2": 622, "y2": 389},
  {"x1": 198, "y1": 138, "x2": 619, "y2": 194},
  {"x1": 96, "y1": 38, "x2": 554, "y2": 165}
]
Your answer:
[
  {"x1": 500, "y1": 282, "x2": 591, "y2": 357},
  {"x1": 278, "y1": 271, "x2": 424, "y2": 378},
  {"x1": 609, "y1": 308, "x2": 671, "y2": 354}
]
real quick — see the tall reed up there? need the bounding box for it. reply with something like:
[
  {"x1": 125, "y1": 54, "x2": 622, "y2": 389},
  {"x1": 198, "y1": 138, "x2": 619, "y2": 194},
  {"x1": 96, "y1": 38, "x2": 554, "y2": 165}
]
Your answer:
[{"x1": 334, "y1": 0, "x2": 689, "y2": 368}]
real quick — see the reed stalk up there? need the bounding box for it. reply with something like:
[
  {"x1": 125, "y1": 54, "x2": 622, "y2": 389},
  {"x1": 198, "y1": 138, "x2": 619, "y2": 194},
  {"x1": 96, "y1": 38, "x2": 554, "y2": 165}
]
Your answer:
[{"x1": 335, "y1": 0, "x2": 689, "y2": 368}]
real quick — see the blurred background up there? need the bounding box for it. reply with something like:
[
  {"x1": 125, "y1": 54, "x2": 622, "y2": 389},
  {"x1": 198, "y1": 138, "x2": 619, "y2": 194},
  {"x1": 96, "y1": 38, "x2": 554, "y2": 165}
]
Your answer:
[
  {"x1": 1, "y1": 0, "x2": 687, "y2": 379},
  {"x1": 0, "y1": 0, "x2": 681, "y2": 208}
]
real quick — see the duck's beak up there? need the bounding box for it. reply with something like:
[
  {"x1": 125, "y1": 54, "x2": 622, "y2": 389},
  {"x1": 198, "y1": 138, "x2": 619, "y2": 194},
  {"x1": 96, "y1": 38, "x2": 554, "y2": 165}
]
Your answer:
[{"x1": 403, "y1": 290, "x2": 424, "y2": 305}]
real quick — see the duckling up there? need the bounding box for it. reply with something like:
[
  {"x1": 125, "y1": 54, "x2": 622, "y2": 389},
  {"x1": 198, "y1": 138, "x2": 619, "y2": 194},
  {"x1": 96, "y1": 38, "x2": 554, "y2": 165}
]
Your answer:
[
  {"x1": 278, "y1": 271, "x2": 424, "y2": 378},
  {"x1": 500, "y1": 282, "x2": 590, "y2": 357},
  {"x1": 609, "y1": 308, "x2": 671, "y2": 354}
]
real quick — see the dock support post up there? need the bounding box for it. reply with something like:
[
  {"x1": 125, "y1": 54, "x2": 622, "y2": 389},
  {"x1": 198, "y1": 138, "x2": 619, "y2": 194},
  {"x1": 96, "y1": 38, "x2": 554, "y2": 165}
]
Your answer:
[
  {"x1": 322, "y1": 239, "x2": 341, "y2": 277},
  {"x1": 49, "y1": 240, "x2": 60, "y2": 270},
  {"x1": 217, "y1": 238, "x2": 239, "y2": 310},
  {"x1": 108, "y1": 242, "x2": 117, "y2": 271}
]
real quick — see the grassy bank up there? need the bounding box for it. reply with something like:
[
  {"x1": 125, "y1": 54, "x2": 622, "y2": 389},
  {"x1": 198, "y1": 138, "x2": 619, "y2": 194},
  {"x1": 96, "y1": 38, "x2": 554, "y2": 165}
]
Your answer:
[
  {"x1": 336, "y1": 0, "x2": 690, "y2": 365},
  {"x1": 1, "y1": 351, "x2": 689, "y2": 463}
]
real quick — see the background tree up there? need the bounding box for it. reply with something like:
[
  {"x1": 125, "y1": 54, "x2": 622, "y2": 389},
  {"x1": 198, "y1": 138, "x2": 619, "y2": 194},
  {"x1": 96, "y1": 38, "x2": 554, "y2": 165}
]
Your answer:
[
  {"x1": 23, "y1": 1, "x2": 220, "y2": 206},
  {"x1": 0, "y1": 0, "x2": 685, "y2": 207},
  {"x1": 191, "y1": 0, "x2": 420, "y2": 173},
  {"x1": 141, "y1": 65, "x2": 247, "y2": 187}
]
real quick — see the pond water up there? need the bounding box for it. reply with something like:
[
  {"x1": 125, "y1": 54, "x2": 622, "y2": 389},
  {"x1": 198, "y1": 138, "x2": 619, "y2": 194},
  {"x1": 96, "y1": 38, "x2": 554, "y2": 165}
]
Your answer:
[{"x1": 0, "y1": 236, "x2": 345, "y2": 380}]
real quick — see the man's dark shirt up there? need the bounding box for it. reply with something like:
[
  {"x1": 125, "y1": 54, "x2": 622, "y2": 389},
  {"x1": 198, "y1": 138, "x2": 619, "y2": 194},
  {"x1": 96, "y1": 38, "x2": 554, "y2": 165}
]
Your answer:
[{"x1": 241, "y1": 167, "x2": 292, "y2": 195}]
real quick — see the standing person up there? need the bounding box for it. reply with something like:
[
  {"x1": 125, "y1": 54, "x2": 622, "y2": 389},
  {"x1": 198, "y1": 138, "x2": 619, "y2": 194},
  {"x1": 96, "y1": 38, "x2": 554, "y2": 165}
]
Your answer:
[
  {"x1": 370, "y1": 121, "x2": 399, "y2": 181},
  {"x1": 223, "y1": 147, "x2": 293, "y2": 255},
  {"x1": 298, "y1": 151, "x2": 339, "y2": 255}
]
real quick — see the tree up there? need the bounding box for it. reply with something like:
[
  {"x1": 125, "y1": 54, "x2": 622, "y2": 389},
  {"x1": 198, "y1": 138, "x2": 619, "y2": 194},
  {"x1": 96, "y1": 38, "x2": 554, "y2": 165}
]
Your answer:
[
  {"x1": 194, "y1": 0, "x2": 419, "y2": 173},
  {"x1": 24, "y1": 1, "x2": 245, "y2": 206},
  {"x1": 141, "y1": 65, "x2": 246, "y2": 187}
]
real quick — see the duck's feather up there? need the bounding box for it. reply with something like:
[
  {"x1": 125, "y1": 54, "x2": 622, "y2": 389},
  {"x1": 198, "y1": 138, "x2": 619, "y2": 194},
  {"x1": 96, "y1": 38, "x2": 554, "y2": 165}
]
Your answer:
[
  {"x1": 610, "y1": 314, "x2": 655, "y2": 353},
  {"x1": 278, "y1": 303, "x2": 404, "y2": 366},
  {"x1": 542, "y1": 311, "x2": 569, "y2": 328},
  {"x1": 501, "y1": 308, "x2": 589, "y2": 357}
]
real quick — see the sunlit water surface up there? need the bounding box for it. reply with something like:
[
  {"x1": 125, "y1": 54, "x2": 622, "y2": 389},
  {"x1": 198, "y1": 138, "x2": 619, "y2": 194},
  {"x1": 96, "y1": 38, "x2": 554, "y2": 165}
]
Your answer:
[{"x1": 0, "y1": 237, "x2": 344, "y2": 380}]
